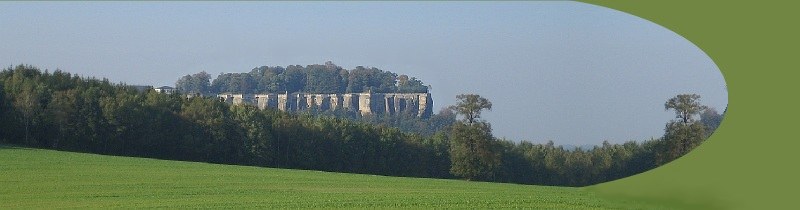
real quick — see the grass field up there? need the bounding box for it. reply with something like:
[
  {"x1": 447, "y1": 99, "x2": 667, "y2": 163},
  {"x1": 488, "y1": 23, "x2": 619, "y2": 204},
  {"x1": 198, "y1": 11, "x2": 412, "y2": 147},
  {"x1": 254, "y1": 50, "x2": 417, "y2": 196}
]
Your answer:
[{"x1": 0, "y1": 145, "x2": 671, "y2": 209}]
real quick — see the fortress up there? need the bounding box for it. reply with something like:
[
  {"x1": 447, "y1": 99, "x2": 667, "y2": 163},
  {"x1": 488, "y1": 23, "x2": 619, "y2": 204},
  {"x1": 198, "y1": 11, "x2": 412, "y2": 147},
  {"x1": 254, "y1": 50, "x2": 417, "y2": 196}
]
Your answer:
[{"x1": 217, "y1": 91, "x2": 433, "y2": 118}]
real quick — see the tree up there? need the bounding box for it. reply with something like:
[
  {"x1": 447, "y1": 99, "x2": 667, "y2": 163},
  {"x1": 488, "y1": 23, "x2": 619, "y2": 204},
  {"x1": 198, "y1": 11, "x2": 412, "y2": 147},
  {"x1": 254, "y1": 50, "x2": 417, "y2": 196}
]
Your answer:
[
  {"x1": 700, "y1": 108, "x2": 724, "y2": 136},
  {"x1": 397, "y1": 75, "x2": 428, "y2": 93},
  {"x1": 448, "y1": 94, "x2": 499, "y2": 181},
  {"x1": 46, "y1": 90, "x2": 79, "y2": 148},
  {"x1": 175, "y1": 71, "x2": 211, "y2": 95},
  {"x1": 664, "y1": 94, "x2": 707, "y2": 124},
  {"x1": 449, "y1": 122, "x2": 500, "y2": 181},
  {"x1": 250, "y1": 66, "x2": 285, "y2": 93},
  {"x1": 0, "y1": 80, "x2": 8, "y2": 142},
  {"x1": 282, "y1": 65, "x2": 307, "y2": 93},
  {"x1": 14, "y1": 80, "x2": 47, "y2": 145},
  {"x1": 304, "y1": 64, "x2": 342, "y2": 93},
  {"x1": 660, "y1": 121, "x2": 706, "y2": 163},
  {"x1": 452, "y1": 94, "x2": 492, "y2": 125},
  {"x1": 659, "y1": 94, "x2": 709, "y2": 164}
]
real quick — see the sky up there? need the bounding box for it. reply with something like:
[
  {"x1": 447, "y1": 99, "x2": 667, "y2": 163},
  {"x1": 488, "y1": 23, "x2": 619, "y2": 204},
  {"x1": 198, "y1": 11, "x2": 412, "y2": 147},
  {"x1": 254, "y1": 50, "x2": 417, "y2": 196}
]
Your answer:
[{"x1": 0, "y1": 2, "x2": 727, "y2": 145}]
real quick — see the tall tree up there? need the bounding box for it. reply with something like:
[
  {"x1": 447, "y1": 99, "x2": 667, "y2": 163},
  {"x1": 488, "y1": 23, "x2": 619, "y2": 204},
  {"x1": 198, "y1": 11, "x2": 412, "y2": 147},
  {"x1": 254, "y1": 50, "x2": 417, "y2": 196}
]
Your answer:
[
  {"x1": 665, "y1": 94, "x2": 707, "y2": 124},
  {"x1": 448, "y1": 94, "x2": 500, "y2": 181},
  {"x1": 449, "y1": 122, "x2": 500, "y2": 181},
  {"x1": 14, "y1": 80, "x2": 47, "y2": 145},
  {"x1": 659, "y1": 94, "x2": 709, "y2": 164},
  {"x1": 452, "y1": 94, "x2": 492, "y2": 125}
]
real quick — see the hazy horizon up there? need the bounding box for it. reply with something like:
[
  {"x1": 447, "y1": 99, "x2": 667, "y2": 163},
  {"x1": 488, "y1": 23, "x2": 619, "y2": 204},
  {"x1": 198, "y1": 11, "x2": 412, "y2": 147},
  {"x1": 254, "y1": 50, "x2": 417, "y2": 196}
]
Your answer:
[{"x1": 0, "y1": 2, "x2": 727, "y2": 145}]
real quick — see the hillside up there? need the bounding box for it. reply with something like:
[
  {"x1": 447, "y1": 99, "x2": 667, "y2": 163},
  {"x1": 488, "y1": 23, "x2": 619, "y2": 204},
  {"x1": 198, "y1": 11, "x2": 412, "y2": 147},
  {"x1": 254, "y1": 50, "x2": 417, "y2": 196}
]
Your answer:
[
  {"x1": 1, "y1": 65, "x2": 721, "y2": 187},
  {"x1": 0, "y1": 145, "x2": 670, "y2": 209}
]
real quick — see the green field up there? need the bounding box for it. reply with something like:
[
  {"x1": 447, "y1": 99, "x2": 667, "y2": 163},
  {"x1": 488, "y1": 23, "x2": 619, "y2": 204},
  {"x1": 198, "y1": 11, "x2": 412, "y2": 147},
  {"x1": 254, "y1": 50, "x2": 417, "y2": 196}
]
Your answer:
[{"x1": 0, "y1": 145, "x2": 672, "y2": 209}]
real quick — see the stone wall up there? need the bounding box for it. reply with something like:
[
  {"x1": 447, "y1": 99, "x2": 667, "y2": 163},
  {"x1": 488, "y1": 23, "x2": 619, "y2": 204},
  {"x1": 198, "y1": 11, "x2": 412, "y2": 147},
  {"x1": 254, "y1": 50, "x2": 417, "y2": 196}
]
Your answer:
[{"x1": 218, "y1": 92, "x2": 433, "y2": 118}]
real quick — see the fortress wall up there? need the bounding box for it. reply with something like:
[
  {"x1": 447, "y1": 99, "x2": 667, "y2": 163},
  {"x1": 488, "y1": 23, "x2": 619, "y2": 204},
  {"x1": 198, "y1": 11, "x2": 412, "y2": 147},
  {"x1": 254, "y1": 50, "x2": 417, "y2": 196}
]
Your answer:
[
  {"x1": 254, "y1": 94, "x2": 277, "y2": 110},
  {"x1": 219, "y1": 92, "x2": 432, "y2": 118},
  {"x1": 268, "y1": 94, "x2": 278, "y2": 109},
  {"x1": 419, "y1": 93, "x2": 432, "y2": 118},
  {"x1": 330, "y1": 94, "x2": 342, "y2": 111},
  {"x1": 277, "y1": 94, "x2": 289, "y2": 111},
  {"x1": 319, "y1": 94, "x2": 332, "y2": 110},
  {"x1": 219, "y1": 94, "x2": 234, "y2": 104},
  {"x1": 295, "y1": 94, "x2": 306, "y2": 110},
  {"x1": 358, "y1": 93, "x2": 372, "y2": 116},
  {"x1": 342, "y1": 94, "x2": 358, "y2": 110},
  {"x1": 305, "y1": 94, "x2": 315, "y2": 109},
  {"x1": 384, "y1": 95, "x2": 395, "y2": 115}
]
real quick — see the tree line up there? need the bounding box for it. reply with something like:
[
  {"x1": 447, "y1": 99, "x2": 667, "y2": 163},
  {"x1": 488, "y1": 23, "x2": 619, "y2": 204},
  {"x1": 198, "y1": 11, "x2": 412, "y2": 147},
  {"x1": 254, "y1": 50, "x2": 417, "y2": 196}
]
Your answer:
[
  {"x1": 0, "y1": 65, "x2": 724, "y2": 186},
  {"x1": 176, "y1": 61, "x2": 429, "y2": 95}
]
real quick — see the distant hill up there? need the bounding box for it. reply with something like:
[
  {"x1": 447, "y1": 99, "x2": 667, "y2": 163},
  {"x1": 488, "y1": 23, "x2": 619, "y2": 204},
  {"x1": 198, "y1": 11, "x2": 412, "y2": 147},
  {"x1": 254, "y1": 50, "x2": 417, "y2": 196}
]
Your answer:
[{"x1": 176, "y1": 61, "x2": 430, "y2": 95}]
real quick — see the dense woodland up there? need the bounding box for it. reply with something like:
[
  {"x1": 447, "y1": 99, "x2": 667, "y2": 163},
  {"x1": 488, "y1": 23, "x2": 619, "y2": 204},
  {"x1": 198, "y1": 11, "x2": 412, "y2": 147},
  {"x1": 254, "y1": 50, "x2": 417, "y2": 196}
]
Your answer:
[
  {"x1": 177, "y1": 62, "x2": 442, "y2": 135},
  {"x1": 176, "y1": 61, "x2": 429, "y2": 94},
  {"x1": 0, "y1": 65, "x2": 724, "y2": 186}
]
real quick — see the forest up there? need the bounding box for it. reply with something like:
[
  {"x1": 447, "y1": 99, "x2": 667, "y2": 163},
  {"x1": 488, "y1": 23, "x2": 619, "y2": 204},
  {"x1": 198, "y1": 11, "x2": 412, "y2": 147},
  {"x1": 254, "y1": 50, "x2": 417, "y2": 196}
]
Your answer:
[
  {"x1": 176, "y1": 61, "x2": 429, "y2": 95},
  {"x1": 0, "y1": 65, "x2": 724, "y2": 186}
]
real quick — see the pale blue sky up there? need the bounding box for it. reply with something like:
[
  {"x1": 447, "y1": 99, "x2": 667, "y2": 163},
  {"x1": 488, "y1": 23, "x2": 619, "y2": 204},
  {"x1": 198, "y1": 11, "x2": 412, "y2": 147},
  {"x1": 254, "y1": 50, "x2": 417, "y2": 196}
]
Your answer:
[{"x1": 0, "y1": 1, "x2": 727, "y2": 145}]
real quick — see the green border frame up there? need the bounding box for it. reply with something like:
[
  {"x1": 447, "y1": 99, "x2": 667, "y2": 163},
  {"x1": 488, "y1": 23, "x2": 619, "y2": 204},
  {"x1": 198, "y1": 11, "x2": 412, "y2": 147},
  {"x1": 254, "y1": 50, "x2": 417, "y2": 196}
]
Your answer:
[{"x1": 580, "y1": 1, "x2": 799, "y2": 209}]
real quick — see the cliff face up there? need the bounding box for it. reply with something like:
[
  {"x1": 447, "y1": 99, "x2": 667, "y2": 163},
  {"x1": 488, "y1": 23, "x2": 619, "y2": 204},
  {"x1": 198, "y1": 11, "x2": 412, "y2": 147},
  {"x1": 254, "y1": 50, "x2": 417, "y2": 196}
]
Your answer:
[{"x1": 218, "y1": 92, "x2": 433, "y2": 118}]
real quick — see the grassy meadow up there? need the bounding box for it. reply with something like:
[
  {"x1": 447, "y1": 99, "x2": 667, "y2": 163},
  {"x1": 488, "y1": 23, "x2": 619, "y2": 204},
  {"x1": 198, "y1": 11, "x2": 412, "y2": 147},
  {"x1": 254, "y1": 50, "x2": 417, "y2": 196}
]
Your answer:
[{"x1": 0, "y1": 145, "x2": 671, "y2": 209}]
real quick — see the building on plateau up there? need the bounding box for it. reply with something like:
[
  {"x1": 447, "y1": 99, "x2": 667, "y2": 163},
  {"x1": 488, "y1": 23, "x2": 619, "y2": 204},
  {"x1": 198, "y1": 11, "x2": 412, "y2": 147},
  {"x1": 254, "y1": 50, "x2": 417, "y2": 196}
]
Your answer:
[
  {"x1": 217, "y1": 91, "x2": 433, "y2": 118},
  {"x1": 154, "y1": 86, "x2": 176, "y2": 94}
]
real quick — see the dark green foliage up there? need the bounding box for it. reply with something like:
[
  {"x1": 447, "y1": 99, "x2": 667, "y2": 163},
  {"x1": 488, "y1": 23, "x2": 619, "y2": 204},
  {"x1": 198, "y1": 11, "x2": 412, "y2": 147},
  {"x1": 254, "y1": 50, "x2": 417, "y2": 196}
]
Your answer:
[
  {"x1": 452, "y1": 94, "x2": 492, "y2": 124},
  {"x1": 0, "y1": 79, "x2": 8, "y2": 143},
  {"x1": 449, "y1": 122, "x2": 500, "y2": 181},
  {"x1": 332, "y1": 108, "x2": 456, "y2": 137},
  {"x1": 175, "y1": 71, "x2": 211, "y2": 95},
  {"x1": 397, "y1": 74, "x2": 429, "y2": 93},
  {"x1": 196, "y1": 62, "x2": 427, "y2": 94},
  {"x1": 282, "y1": 65, "x2": 307, "y2": 93},
  {"x1": 346, "y1": 66, "x2": 398, "y2": 93},
  {"x1": 655, "y1": 94, "x2": 711, "y2": 165},
  {"x1": 494, "y1": 139, "x2": 662, "y2": 186},
  {"x1": 0, "y1": 65, "x2": 443, "y2": 179},
  {"x1": 211, "y1": 72, "x2": 258, "y2": 94},
  {"x1": 304, "y1": 63, "x2": 344, "y2": 93},
  {"x1": 700, "y1": 108, "x2": 724, "y2": 136},
  {"x1": 657, "y1": 121, "x2": 706, "y2": 165},
  {"x1": 0, "y1": 65, "x2": 716, "y2": 187},
  {"x1": 448, "y1": 94, "x2": 499, "y2": 181},
  {"x1": 665, "y1": 93, "x2": 707, "y2": 123}
]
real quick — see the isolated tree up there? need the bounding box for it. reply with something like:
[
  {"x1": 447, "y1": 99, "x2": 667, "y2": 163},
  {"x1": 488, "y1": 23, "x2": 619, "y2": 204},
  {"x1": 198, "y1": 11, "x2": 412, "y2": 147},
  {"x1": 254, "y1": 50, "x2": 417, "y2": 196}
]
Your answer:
[
  {"x1": 659, "y1": 94, "x2": 708, "y2": 164},
  {"x1": 449, "y1": 94, "x2": 499, "y2": 181},
  {"x1": 449, "y1": 122, "x2": 499, "y2": 181},
  {"x1": 665, "y1": 94, "x2": 707, "y2": 124},
  {"x1": 452, "y1": 94, "x2": 492, "y2": 125}
]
